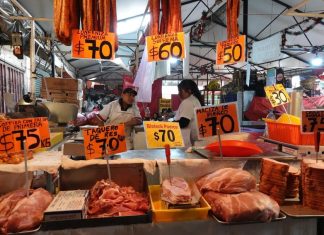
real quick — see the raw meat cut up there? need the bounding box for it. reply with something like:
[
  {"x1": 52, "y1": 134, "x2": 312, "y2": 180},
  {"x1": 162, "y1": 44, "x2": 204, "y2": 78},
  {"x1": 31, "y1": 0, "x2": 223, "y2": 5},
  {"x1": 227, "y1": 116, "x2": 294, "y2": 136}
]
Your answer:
[
  {"x1": 204, "y1": 191, "x2": 280, "y2": 222},
  {"x1": 87, "y1": 180, "x2": 149, "y2": 218},
  {"x1": 196, "y1": 168, "x2": 256, "y2": 194},
  {"x1": 161, "y1": 177, "x2": 191, "y2": 204},
  {"x1": 0, "y1": 188, "x2": 53, "y2": 234}
]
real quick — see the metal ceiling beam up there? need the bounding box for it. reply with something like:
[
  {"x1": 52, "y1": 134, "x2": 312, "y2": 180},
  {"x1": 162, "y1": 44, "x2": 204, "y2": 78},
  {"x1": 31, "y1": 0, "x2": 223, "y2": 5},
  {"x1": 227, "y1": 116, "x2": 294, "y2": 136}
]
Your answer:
[
  {"x1": 183, "y1": 1, "x2": 201, "y2": 24},
  {"x1": 272, "y1": 0, "x2": 303, "y2": 13},
  {"x1": 292, "y1": 16, "x2": 313, "y2": 47}
]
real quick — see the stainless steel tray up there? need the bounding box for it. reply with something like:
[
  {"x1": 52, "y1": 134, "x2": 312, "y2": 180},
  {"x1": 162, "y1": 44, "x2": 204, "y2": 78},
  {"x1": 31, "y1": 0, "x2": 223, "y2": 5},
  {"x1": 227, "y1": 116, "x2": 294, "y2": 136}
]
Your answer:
[
  {"x1": 194, "y1": 149, "x2": 295, "y2": 161},
  {"x1": 281, "y1": 202, "x2": 324, "y2": 218},
  {"x1": 212, "y1": 212, "x2": 286, "y2": 225}
]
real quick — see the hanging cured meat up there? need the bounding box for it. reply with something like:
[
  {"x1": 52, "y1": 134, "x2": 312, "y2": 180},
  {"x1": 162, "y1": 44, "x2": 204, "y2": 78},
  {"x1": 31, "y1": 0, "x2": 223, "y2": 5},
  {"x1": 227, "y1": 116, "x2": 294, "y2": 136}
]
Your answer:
[
  {"x1": 226, "y1": 0, "x2": 240, "y2": 39},
  {"x1": 149, "y1": 0, "x2": 183, "y2": 35},
  {"x1": 54, "y1": 0, "x2": 118, "y2": 51},
  {"x1": 54, "y1": 0, "x2": 80, "y2": 45}
]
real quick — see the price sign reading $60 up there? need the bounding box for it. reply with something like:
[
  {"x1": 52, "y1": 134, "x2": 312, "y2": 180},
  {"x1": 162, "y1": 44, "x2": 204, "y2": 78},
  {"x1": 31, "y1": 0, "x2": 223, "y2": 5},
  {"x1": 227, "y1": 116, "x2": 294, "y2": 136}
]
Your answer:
[
  {"x1": 146, "y1": 32, "x2": 185, "y2": 62},
  {"x1": 264, "y1": 84, "x2": 291, "y2": 107},
  {"x1": 144, "y1": 121, "x2": 184, "y2": 148},
  {"x1": 82, "y1": 124, "x2": 127, "y2": 160},
  {"x1": 195, "y1": 102, "x2": 240, "y2": 139}
]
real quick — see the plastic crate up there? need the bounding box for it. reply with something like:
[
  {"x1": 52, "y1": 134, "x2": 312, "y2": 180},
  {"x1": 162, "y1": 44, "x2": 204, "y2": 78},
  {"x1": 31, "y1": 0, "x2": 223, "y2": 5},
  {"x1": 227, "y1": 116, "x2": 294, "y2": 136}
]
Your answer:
[
  {"x1": 266, "y1": 121, "x2": 324, "y2": 145},
  {"x1": 149, "y1": 185, "x2": 211, "y2": 222}
]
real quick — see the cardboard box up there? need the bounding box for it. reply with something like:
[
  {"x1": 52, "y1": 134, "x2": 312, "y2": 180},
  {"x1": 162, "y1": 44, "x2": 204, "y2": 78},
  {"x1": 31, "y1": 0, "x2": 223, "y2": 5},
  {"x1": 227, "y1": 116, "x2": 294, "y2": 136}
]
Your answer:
[
  {"x1": 42, "y1": 78, "x2": 82, "y2": 91},
  {"x1": 44, "y1": 190, "x2": 88, "y2": 222},
  {"x1": 63, "y1": 140, "x2": 85, "y2": 156},
  {"x1": 41, "y1": 90, "x2": 78, "y2": 100}
]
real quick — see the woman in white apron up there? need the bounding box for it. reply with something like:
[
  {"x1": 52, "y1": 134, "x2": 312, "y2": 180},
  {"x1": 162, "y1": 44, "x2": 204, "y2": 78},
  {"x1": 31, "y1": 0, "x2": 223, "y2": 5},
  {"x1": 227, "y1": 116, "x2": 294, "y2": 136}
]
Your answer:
[
  {"x1": 174, "y1": 80, "x2": 204, "y2": 148},
  {"x1": 98, "y1": 88, "x2": 142, "y2": 149}
]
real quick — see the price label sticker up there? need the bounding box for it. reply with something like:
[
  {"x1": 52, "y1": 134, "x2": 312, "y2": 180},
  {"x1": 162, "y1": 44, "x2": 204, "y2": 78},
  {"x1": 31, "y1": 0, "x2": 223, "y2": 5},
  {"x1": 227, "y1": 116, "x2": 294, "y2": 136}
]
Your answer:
[
  {"x1": 146, "y1": 32, "x2": 185, "y2": 62},
  {"x1": 216, "y1": 35, "x2": 246, "y2": 65},
  {"x1": 264, "y1": 84, "x2": 291, "y2": 107},
  {"x1": 0, "y1": 117, "x2": 50, "y2": 154},
  {"x1": 302, "y1": 110, "x2": 324, "y2": 133},
  {"x1": 82, "y1": 124, "x2": 127, "y2": 160},
  {"x1": 144, "y1": 121, "x2": 184, "y2": 148},
  {"x1": 195, "y1": 102, "x2": 240, "y2": 139},
  {"x1": 72, "y1": 29, "x2": 115, "y2": 60}
]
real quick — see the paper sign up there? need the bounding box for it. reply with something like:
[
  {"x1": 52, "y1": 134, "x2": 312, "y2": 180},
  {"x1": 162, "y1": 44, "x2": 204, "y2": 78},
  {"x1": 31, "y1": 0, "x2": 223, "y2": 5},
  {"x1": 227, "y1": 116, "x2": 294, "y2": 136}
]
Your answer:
[
  {"x1": 302, "y1": 110, "x2": 324, "y2": 133},
  {"x1": 195, "y1": 102, "x2": 240, "y2": 138},
  {"x1": 264, "y1": 84, "x2": 291, "y2": 107},
  {"x1": 72, "y1": 30, "x2": 115, "y2": 60},
  {"x1": 159, "y1": 99, "x2": 172, "y2": 112},
  {"x1": 144, "y1": 121, "x2": 184, "y2": 148},
  {"x1": 146, "y1": 32, "x2": 185, "y2": 62},
  {"x1": 82, "y1": 124, "x2": 127, "y2": 160},
  {"x1": 0, "y1": 117, "x2": 50, "y2": 154},
  {"x1": 216, "y1": 35, "x2": 246, "y2": 65}
]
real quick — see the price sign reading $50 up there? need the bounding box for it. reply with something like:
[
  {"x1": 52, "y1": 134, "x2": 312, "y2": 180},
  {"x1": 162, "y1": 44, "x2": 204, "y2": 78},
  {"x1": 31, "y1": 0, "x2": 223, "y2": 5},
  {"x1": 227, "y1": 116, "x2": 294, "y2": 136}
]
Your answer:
[
  {"x1": 195, "y1": 102, "x2": 240, "y2": 139},
  {"x1": 264, "y1": 84, "x2": 291, "y2": 107},
  {"x1": 146, "y1": 32, "x2": 185, "y2": 62},
  {"x1": 216, "y1": 35, "x2": 246, "y2": 65},
  {"x1": 144, "y1": 121, "x2": 184, "y2": 148},
  {"x1": 82, "y1": 124, "x2": 127, "y2": 160}
]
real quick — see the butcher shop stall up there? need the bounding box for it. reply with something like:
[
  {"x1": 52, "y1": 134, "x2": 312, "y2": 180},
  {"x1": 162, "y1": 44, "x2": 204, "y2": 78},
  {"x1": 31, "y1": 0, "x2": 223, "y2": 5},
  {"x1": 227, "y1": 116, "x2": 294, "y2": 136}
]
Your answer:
[{"x1": 0, "y1": 0, "x2": 324, "y2": 234}]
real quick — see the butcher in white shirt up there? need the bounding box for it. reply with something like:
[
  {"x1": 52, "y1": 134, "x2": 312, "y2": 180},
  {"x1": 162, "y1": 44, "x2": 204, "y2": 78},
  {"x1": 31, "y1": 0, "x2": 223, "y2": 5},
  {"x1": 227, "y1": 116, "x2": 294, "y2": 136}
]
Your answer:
[{"x1": 97, "y1": 87, "x2": 142, "y2": 149}]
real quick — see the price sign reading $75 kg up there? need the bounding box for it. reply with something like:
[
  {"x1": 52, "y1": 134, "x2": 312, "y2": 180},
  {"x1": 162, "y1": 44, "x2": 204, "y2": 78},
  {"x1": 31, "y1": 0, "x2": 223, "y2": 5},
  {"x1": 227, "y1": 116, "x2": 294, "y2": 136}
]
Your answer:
[
  {"x1": 195, "y1": 102, "x2": 240, "y2": 139},
  {"x1": 0, "y1": 117, "x2": 50, "y2": 154},
  {"x1": 144, "y1": 121, "x2": 184, "y2": 148},
  {"x1": 216, "y1": 35, "x2": 246, "y2": 65},
  {"x1": 264, "y1": 84, "x2": 291, "y2": 107},
  {"x1": 82, "y1": 124, "x2": 127, "y2": 160},
  {"x1": 302, "y1": 110, "x2": 324, "y2": 133},
  {"x1": 72, "y1": 30, "x2": 115, "y2": 60},
  {"x1": 146, "y1": 32, "x2": 185, "y2": 62}
]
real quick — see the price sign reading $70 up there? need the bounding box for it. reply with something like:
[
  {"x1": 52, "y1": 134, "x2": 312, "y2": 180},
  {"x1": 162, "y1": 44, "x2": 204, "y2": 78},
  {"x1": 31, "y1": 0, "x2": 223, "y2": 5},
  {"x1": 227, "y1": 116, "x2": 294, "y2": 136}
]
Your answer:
[
  {"x1": 144, "y1": 121, "x2": 184, "y2": 148},
  {"x1": 82, "y1": 124, "x2": 127, "y2": 160}
]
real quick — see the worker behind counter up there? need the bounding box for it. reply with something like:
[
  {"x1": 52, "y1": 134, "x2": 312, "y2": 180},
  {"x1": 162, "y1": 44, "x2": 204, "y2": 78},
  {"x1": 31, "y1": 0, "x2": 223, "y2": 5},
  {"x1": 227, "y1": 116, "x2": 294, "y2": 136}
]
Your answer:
[
  {"x1": 71, "y1": 87, "x2": 142, "y2": 150},
  {"x1": 96, "y1": 87, "x2": 142, "y2": 150},
  {"x1": 174, "y1": 80, "x2": 204, "y2": 148}
]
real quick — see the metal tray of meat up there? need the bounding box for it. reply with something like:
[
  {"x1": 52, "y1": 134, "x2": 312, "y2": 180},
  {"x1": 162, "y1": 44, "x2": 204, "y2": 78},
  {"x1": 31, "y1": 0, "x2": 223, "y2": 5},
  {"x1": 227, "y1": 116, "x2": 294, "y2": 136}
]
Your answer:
[
  {"x1": 212, "y1": 212, "x2": 286, "y2": 225},
  {"x1": 42, "y1": 211, "x2": 152, "y2": 230},
  {"x1": 281, "y1": 201, "x2": 324, "y2": 218},
  {"x1": 8, "y1": 226, "x2": 41, "y2": 234},
  {"x1": 42, "y1": 162, "x2": 152, "y2": 230}
]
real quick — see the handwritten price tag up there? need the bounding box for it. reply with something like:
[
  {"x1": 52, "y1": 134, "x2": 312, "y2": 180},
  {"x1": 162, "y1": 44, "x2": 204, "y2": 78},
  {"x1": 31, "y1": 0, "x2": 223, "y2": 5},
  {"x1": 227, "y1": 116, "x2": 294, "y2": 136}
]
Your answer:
[
  {"x1": 144, "y1": 121, "x2": 184, "y2": 148},
  {"x1": 82, "y1": 124, "x2": 127, "y2": 160},
  {"x1": 216, "y1": 35, "x2": 246, "y2": 65},
  {"x1": 159, "y1": 99, "x2": 172, "y2": 112},
  {"x1": 302, "y1": 110, "x2": 324, "y2": 133},
  {"x1": 72, "y1": 30, "x2": 115, "y2": 60},
  {"x1": 195, "y1": 102, "x2": 240, "y2": 139},
  {"x1": 0, "y1": 117, "x2": 50, "y2": 154},
  {"x1": 264, "y1": 84, "x2": 291, "y2": 107},
  {"x1": 146, "y1": 32, "x2": 185, "y2": 62}
]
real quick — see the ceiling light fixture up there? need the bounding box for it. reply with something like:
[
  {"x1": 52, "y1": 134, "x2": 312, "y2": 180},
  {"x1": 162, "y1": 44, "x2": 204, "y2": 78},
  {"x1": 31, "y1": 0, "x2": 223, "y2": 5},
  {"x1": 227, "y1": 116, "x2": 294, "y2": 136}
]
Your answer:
[{"x1": 311, "y1": 56, "x2": 323, "y2": 66}]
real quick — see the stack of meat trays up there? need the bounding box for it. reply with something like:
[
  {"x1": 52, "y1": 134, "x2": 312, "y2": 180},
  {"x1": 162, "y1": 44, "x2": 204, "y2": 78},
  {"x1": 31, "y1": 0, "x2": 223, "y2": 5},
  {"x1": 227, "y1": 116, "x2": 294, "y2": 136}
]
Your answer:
[
  {"x1": 301, "y1": 159, "x2": 324, "y2": 211},
  {"x1": 259, "y1": 158, "x2": 290, "y2": 205},
  {"x1": 285, "y1": 166, "x2": 300, "y2": 199}
]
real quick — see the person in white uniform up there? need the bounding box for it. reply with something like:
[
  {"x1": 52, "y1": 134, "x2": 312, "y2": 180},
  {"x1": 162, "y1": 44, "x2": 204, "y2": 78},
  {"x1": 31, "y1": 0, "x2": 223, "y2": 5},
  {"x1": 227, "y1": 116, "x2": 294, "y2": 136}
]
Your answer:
[
  {"x1": 97, "y1": 88, "x2": 142, "y2": 149},
  {"x1": 174, "y1": 80, "x2": 204, "y2": 148}
]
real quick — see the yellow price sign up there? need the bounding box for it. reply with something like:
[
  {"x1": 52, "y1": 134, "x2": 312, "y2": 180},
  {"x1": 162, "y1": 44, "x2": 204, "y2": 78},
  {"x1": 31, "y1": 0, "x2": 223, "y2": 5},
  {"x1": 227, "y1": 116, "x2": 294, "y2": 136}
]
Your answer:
[
  {"x1": 195, "y1": 102, "x2": 240, "y2": 139},
  {"x1": 264, "y1": 84, "x2": 291, "y2": 107},
  {"x1": 72, "y1": 29, "x2": 115, "y2": 60},
  {"x1": 144, "y1": 121, "x2": 184, "y2": 148},
  {"x1": 82, "y1": 124, "x2": 127, "y2": 160},
  {"x1": 302, "y1": 110, "x2": 324, "y2": 133},
  {"x1": 146, "y1": 32, "x2": 185, "y2": 62},
  {"x1": 0, "y1": 117, "x2": 50, "y2": 154},
  {"x1": 216, "y1": 35, "x2": 246, "y2": 65}
]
